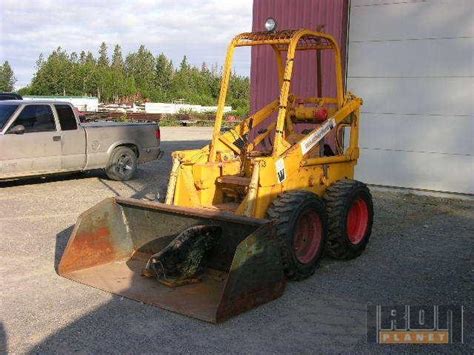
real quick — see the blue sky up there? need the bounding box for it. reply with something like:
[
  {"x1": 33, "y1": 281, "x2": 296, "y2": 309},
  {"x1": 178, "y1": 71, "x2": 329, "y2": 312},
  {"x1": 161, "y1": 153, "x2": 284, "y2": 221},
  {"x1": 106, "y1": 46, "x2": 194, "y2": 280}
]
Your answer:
[{"x1": 0, "y1": 0, "x2": 253, "y2": 89}]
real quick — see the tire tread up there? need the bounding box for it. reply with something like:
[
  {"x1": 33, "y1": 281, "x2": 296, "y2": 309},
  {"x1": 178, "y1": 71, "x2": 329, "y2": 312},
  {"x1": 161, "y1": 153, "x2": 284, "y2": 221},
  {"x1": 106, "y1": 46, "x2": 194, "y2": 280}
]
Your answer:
[
  {"x1": 323, "y1": 179, "x2": 373, "y2": 260},
  {"x1": 267, "y1": 190, "x2": 327, "y2": 281}
]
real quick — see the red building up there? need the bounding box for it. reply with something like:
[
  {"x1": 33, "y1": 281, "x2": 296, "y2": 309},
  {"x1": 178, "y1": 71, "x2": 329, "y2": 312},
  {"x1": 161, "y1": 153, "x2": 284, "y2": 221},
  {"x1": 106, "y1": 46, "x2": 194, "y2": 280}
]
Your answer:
[{"x1": 251, "y1": 0, "x2": 349, "y2": 113}]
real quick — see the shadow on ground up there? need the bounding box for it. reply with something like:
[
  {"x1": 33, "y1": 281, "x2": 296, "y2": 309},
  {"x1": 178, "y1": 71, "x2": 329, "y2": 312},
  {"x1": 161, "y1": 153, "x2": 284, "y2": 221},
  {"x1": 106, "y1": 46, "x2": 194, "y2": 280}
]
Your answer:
[
  {"x1": 0, "y1": 171, "x2": 101, "y2": 188},
  {"x1": 8, "y1": 137, "x2": 471, "y2": 353},
  {"x1": 41, "y1": 183, "x2": 474, "y2": 353},
  {"x1": 0, "y1": 323, "x2": 7, "y2": 354}
]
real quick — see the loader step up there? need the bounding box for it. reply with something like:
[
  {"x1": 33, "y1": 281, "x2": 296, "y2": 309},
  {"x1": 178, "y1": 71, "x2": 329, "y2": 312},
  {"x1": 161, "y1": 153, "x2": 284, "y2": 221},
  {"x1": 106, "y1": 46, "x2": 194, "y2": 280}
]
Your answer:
[{"x1": 217, "y1": 175, "x2": 251, "y2": 187}]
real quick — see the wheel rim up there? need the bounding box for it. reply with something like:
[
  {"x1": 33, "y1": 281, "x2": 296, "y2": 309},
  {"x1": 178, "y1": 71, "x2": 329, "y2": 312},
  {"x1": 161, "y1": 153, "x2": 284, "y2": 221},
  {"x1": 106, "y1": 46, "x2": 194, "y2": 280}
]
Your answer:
[
  {"x1": 293, "y1": 210, "x2": 322, "y2": 264},
  {"x1": 346, "y1": 198, "x2": 369, "y2": 244},
  {"x1": 116, "y1": 154, "x2": 133, "y2": 176}
]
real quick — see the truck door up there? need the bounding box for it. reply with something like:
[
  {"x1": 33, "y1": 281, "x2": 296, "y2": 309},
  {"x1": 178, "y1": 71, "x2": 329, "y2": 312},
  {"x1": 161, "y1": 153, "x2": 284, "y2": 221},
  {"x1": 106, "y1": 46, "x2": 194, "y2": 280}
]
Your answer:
[
  {"x1": 54, "y1": 104, "x2": 86, "y2": 171},
  {"x1": 1, "y1": 104, "x2": 62, "y2": 177}
]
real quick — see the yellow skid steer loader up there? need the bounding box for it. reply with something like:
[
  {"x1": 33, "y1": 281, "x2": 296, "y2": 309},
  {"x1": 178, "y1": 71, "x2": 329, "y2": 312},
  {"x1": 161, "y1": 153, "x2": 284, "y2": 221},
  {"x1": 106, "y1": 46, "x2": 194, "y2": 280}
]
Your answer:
[{"x1": 59, "y1": 22, "x2": 374, "y2": 323}]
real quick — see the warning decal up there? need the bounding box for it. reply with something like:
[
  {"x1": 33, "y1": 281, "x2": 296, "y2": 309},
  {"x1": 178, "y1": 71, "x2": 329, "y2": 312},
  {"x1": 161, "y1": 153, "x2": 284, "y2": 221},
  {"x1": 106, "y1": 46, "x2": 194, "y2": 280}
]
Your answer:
[{"x1": 300, "y1": 118, "x2": 336, "y2": 155}]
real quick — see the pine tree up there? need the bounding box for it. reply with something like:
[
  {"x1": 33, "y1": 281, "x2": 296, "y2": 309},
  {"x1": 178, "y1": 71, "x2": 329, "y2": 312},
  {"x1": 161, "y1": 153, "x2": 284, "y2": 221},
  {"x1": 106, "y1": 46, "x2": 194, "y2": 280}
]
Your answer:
[
  {"x1": 70, "y1": 52, "x2": 78, "y2": 63},
  {"x1": 109, "y1": 45, "x2": 125, "y2": 101},
  {"x1": 125, "y1": 45, "x2": 155, "y2": 99},
  {"x1": 79, "y1": 51, "x2": 87, "y2": 64},
  {"x1": 111, "y1": 45, "x2": 124, "y2": 70},
  {"x1": 96, "y1": 43, "x2": 111, "y2": 100},
  {"x1": 82, "y1": 51, "x2": 97, "y2": 96},
  {"x1": 29, "y1": 47, "x2": 70, "y2": 95},
  {"x1": 179, "y1": 55, "x2": 189, "y2": 71},
  {"x1": 155, "y1": 53, "x2": 173, "y2": 101},
  {"x1": 36, "y1": 53, "x2": 44, "y2": 69},
  {"x1": 97, "y1": 42, "x2": 109, "y2": 67},
  {"x1": 0, "y1": 61, "x2": 17, "y2": 91}
]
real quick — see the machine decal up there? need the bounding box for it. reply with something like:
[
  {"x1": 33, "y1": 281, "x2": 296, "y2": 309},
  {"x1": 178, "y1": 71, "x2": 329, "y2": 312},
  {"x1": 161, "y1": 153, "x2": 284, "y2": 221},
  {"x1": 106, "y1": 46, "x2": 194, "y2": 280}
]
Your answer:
[
  {"x1": 300, "y1": 118, "x2": 336, "y2": 155},
  {"x1": 276, "y1": 158, "x2": 286, "y2": 183}
]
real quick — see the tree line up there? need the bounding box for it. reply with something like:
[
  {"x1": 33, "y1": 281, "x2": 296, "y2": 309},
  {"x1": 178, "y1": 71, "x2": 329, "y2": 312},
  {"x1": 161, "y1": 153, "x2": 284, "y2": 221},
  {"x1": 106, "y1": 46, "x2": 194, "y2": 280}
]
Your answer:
[{"x1": 17, "y1": 43, "x2": 250, "y2": 116}]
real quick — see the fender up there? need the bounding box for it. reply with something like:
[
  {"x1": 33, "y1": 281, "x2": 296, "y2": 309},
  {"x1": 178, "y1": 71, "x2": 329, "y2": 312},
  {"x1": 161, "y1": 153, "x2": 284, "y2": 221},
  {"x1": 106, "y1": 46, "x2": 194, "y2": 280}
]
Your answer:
[{"x1": 106, "y1": 139, "x2": 142, "y2": 158}]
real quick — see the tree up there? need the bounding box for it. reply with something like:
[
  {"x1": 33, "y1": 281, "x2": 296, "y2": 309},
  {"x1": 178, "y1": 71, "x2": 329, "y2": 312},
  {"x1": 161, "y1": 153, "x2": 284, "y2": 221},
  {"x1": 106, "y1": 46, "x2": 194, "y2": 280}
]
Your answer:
[
  {"x1": 0, "y1": 61, "x2": 17, "y2": 91},
  {"x1": 18, "y1": 45, "x2": 250, "y2": 115},
  {"x1": 79, "y1": 51, "x2": 87, "y2": 64},
  {"x1": 36, "y1": 53, "x2": 44, "y2": 69},
  {"x1": 125, "y1": 45, "x2": 155, "y2": 99},
  {"x1": 111, "y1": 45, "x2": 124, "y2": 70},
  {"x1": 82, "y1": 51, "x2": 98, "y2": 96},
  {"x1": 70, "y1": 52, "x2": 78, "y2": 63},
  {"x1": 154, "y1": 53, "x2": 173, "y2": 101},
  {"x1": 109, "y1": 45, "x2": 126, "y2": 101},
  {"x1": 29, "y1": 47, "x2": 72, "y2": 95},
  {"x1": 97, "y1": 42, "x2": 109, "y2": 67},
  {"x1": 95, "y1": 43, "x2": 111, "y2": 100},
  {"x1": 228, "y1": 72, "x2": 250, "y2": 117},
  {"x1": 179, "y1": 55, "x2": 189, "y2": 71}
]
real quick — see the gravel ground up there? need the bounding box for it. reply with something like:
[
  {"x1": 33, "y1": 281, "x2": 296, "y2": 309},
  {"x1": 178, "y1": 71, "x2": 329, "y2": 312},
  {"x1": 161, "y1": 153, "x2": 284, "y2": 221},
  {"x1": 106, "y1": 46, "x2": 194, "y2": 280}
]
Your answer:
[{"x1": 0, "y1": 127, "x2": 472, "y2": 354}]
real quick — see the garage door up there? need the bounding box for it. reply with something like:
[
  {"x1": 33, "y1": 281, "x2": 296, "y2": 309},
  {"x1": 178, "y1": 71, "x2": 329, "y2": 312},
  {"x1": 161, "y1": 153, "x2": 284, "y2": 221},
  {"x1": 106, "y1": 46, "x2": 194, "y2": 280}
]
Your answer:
[{"x1": 347, "y1": 0, "x2": 473, "y2": 194}]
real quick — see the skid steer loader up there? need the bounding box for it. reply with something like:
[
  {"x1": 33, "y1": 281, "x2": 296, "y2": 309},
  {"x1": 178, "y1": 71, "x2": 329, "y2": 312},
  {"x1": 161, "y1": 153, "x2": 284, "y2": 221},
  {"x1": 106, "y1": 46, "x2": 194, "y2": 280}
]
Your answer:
[{"x1": 59, "y1": 23, "x2": 374, "y2": 323}]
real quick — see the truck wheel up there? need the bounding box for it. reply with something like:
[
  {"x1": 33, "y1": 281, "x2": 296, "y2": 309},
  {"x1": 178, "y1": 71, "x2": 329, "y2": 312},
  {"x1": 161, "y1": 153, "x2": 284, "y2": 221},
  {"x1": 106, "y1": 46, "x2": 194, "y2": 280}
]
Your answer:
[
  {"x1": 267, "y1": 191, "x2": 328, "y2": 281},
  {"x1": 324, "y1": 179, "x2": 374, "y2": 260},
  {"x1": 106, "y1": 146, "x2": 138, "y2": 181}
]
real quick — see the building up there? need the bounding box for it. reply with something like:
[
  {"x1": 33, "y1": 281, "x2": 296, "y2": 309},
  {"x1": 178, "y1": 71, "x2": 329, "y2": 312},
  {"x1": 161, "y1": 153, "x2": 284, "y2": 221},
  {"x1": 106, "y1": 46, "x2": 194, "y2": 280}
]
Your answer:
[
  {"x1": 251, "y1": 0, "x2": 473, "y2": 194},
  {"x1": 23, "y1": 96, "x2": 99, "y2": 112}
]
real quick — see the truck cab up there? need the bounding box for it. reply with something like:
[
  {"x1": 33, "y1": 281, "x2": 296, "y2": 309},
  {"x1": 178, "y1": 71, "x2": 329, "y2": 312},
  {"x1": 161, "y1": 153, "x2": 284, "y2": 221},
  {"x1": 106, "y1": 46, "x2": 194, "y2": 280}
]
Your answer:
[{"x1": 0, "y1": 100, "x2": 161, "y2": 180}]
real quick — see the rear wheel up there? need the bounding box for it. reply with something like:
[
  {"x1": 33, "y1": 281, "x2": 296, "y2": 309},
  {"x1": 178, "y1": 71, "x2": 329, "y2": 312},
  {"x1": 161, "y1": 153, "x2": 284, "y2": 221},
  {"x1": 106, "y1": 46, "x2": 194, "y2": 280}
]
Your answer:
[
  {"x1": 267, "y1": 191, "x2": 328, "y2": 281},
  {"x1": 105, "y1": 146, "x2": 138, "y2": 181},
  {"x1": 324, "y1": 179, "x2": 374, "y2": 259}
]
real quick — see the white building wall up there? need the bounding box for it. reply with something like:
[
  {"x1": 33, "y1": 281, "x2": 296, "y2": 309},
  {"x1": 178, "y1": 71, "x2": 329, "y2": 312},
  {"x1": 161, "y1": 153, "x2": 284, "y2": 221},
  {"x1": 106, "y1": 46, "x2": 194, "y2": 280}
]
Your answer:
[{"x1": 347, "y1": 0, "x2": 474, "y2": 194}]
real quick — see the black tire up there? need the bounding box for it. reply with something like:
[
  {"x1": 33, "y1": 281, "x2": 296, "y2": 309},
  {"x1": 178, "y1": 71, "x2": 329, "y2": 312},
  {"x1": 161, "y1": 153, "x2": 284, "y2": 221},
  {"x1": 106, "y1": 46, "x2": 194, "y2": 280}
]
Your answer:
[
  {"x1": 105, "y1": 146, "x2": 138, "y2": 181},
  {"x1": 267, "y1": 190, "x2": 328, "y2": 281},
  {"x1": 323, "y1": 179, "x2": 374, "y2": 260}
]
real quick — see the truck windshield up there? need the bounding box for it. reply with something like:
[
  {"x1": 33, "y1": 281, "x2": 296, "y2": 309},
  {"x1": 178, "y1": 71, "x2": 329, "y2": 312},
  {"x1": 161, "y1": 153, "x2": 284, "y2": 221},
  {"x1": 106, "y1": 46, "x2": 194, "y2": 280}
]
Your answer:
[{"x1": 0, "y1": 104, "x2": 19, "y2": 130}]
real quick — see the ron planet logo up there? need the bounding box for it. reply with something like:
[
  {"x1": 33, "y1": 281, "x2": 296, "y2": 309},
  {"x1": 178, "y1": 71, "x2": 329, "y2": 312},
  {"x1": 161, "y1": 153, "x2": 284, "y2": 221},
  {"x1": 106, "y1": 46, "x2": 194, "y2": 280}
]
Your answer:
[{"x1": 367, "y1": 305, "x2": 464, "y2": 344}]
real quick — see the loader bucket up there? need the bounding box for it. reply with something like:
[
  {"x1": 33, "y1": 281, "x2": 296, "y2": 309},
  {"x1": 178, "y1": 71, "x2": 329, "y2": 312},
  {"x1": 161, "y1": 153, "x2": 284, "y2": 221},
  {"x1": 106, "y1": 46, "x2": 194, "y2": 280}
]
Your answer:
[{"x1": 58, "y1": 197, "x2": 286, "y2": 323}]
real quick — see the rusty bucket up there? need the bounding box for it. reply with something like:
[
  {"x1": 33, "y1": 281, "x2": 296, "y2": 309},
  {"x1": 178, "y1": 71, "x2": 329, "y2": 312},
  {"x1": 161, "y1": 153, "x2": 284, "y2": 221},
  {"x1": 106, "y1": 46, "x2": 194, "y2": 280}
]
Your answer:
[{"x1": 58, "y1": 197, "x2": 286, "y2": 323}]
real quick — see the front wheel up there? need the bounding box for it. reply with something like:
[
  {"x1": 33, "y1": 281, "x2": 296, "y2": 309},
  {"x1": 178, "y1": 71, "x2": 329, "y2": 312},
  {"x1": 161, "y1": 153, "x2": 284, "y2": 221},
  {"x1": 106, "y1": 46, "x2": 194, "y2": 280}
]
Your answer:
[
  {"x1": 324, "y1": 179, "x2": 374, "y2": 260},
  {"x1": 105, "y1": 146, "x2": 138, "y2": 181},
  {"x1": 267, "y1": 191, "x2": 328, "y2": 281}
]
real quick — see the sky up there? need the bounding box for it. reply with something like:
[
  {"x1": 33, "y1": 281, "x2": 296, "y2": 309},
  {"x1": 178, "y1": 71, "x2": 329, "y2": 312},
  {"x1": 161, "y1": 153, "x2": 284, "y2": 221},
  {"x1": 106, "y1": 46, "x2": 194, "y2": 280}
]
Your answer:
[{"x1": 0, "y1": 0, "x2": 253, "y2": 89}]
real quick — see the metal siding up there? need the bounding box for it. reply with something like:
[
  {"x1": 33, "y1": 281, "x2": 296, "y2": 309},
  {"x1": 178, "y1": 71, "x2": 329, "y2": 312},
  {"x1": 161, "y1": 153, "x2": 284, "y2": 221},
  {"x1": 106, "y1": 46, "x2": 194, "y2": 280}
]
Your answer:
[
  {"x1": 251, "y1": 0, "x2": 349, "y2": 113},
  {"x1": 348, "y1": 0, "x2": 474, "y2": 194}
]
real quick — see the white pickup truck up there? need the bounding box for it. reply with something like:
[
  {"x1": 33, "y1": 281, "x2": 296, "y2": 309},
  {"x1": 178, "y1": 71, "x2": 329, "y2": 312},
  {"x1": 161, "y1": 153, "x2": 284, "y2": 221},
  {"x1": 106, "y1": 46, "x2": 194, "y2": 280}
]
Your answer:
[{"x1": 0, "y1": 100, "x2": 162, "y2": 181}]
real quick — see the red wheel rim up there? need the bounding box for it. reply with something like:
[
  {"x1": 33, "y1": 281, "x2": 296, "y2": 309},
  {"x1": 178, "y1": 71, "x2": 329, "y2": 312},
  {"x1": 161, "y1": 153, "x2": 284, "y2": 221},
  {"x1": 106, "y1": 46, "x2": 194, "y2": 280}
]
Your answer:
[
  {"x1": 293, "y1": 210, "x2": 322, "y2": 264},
  {"x1": 346, "y1": 198, "x2": 369, "y2": 244}
]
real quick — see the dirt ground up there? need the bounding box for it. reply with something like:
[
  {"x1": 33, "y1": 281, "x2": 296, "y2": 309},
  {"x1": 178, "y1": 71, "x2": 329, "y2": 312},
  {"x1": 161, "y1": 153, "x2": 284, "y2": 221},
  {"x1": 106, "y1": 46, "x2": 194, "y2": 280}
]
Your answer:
[{"x1": 0, "y1": 127, "x2": 472, "y2": 354}]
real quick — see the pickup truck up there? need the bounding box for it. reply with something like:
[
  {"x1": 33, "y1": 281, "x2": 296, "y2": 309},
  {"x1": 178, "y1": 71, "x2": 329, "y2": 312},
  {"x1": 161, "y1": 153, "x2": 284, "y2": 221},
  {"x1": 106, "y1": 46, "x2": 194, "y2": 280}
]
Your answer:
[{"x1": 0, "y1": 100, "x2": 162, "y2": 181}]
